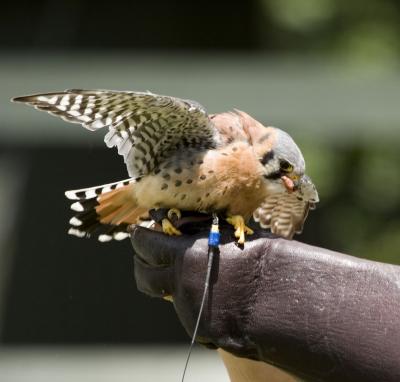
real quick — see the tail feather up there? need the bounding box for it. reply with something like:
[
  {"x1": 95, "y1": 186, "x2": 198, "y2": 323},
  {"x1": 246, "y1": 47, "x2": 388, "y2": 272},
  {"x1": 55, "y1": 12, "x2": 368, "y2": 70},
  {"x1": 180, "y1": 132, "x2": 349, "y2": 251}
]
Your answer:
[
  {"x1": 65, "y1": 178, "x2": 148, "y2": 242},
  {"x1": 71, "y1": 209, "x2": 99, "y2": 231},
  {"x1": 65, "y1": 178, "x2": 134, "y2": 200},
  {"x1": 98, "y1": 225, "x2": 130, "y2": 242},
  {"x1": 100, "y1": 204, "x2": 130, "y2": 225}
]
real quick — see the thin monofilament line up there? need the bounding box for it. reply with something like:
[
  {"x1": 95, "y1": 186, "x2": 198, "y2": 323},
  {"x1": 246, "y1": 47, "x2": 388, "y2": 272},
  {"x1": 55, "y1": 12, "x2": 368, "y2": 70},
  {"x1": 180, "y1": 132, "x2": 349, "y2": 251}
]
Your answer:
[{"x1": 181, "y1": 245, "x2": 214, "y2": 382}]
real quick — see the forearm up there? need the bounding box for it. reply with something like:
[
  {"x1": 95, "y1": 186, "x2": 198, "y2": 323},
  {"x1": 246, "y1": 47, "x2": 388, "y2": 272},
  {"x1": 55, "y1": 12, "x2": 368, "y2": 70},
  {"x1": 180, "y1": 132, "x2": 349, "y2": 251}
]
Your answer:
[
  {"x1": 219, "y1": 350, "x2": 298, "y2": 382},
  {"x1": 132, "y1": 227, "x2": 400, "y2": 381},
  {"x1": 240, "y1": 239, "x2": 400, "y2": 381}
]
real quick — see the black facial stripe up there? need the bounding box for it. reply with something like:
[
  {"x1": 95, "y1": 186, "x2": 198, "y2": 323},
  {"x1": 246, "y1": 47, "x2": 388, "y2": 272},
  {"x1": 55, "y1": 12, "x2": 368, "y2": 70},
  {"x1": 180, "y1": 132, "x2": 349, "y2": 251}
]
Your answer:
[
  {"x1": 260, "y1": 150, "x2": 274, "y2": 165},
  {"x1": 264, "y1": 170, "x2": 282, "y2": 180}
]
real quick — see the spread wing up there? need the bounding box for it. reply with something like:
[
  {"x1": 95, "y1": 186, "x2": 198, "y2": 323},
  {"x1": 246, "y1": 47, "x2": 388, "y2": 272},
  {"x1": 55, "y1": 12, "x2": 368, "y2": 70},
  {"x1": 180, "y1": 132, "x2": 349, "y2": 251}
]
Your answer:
[
  {"x1": 253, "y1": 176, "x2": 319, "y2": 239},
  {"x1": 13, "y1": 89, "x2": 219, "y2": 177}
]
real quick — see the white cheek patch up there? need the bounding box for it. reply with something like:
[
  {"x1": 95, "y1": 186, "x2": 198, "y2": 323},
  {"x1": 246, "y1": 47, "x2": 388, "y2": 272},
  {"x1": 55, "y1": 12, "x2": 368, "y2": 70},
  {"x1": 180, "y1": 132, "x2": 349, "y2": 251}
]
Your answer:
[{"x1": 265, "y1": 181, "x2": 285, "y2": 194}]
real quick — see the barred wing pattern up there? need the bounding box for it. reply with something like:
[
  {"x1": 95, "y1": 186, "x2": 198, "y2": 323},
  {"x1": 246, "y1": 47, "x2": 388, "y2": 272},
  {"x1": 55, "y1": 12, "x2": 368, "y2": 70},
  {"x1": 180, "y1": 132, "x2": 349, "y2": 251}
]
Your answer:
[
  {"x1": 253, "y1": 194, "x2": 311, "y2": 239},
  {"x1": 13, "y1": 89, "x2": 218, "y2": 177},
  {"x1": 253, "y1": 175, "x2": 318, "y2": 239}
]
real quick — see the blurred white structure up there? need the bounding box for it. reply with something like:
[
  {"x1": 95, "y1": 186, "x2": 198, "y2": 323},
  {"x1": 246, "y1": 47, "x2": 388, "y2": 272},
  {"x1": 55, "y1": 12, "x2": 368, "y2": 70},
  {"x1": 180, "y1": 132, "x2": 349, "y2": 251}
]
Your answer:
[
  {"x1": 2, "y1": 53, "x2": 400, "y2": 144},
  {"x1": 0, "y1": 346, "x2": 229, "y2": 382}
]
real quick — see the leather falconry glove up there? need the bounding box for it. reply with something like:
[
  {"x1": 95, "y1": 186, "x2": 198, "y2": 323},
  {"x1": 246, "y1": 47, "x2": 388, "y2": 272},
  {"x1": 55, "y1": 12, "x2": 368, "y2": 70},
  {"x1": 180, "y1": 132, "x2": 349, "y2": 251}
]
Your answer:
[{"x1": 132, "y1": 219, "x2": 400, "y2": 382}]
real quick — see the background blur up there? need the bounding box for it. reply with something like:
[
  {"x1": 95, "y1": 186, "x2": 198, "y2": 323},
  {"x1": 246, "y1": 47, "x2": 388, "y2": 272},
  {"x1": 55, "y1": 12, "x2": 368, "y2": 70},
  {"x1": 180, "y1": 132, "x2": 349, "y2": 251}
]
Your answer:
[{"x1": 1, "y1": 0, "x2": 400, "y2": 381}]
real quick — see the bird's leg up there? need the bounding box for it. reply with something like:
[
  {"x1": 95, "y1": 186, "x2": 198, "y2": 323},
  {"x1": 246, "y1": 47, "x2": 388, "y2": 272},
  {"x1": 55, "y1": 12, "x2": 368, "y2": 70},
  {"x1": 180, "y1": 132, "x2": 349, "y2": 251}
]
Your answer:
[
  {"x1": 161, "y1": 208, "x2": 182, "y2": 301},
  {"x1": 226, "y1": 215, "x2": 254, "y2": 244},
  {"x1": 161, "y1": 208, "x2": 182, "y2": 236}
]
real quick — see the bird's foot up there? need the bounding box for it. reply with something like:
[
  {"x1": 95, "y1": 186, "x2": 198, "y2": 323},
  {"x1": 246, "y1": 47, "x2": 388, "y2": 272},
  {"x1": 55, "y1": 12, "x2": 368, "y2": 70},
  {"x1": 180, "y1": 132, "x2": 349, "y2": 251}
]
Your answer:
[
  {"x1": 226, "y1": 215, "x2": 254, "y2": 244},
  {"x1": 161, "y1": 218, "x2": 182, "y2": 236}
]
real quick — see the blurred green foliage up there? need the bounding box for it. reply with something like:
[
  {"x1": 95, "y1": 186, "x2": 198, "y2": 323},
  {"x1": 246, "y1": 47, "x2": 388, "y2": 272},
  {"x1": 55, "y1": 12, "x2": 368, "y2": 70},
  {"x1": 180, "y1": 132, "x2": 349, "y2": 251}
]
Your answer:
[
  {"x1": 299, "y1": 139, "x2": 400, "y2": 264},
  {"x1": 252, "y1": 0, "x2": 400, "y2": 264},
  {"x1": 258, "y1": 0, "x2": 400, "y2": 67}
]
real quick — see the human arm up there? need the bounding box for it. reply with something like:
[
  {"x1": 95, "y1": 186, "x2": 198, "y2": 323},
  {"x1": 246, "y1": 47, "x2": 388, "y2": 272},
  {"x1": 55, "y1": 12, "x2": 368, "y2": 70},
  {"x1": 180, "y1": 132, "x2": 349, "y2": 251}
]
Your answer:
[{"x1": 132, "y1": 226, "x2": 400, "y2": 382}]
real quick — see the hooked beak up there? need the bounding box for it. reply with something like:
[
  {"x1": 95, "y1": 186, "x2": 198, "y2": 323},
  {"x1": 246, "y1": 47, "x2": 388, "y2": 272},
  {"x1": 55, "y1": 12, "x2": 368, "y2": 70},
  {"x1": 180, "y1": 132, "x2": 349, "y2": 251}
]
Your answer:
[{"x1": 281, "y1": 174, "x2": 320, "y2": 204}]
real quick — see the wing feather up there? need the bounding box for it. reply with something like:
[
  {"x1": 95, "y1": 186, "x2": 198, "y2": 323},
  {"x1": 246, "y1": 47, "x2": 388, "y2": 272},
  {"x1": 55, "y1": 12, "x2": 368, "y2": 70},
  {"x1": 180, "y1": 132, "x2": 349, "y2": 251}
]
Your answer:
[
  {"x1": 253, "y1": 193, "x2": 311, "y2": 239},
  {"x1": 253, "y1": 176, "x2": 318, "y2": 239},
  {"x1": 13, "y1": 89, "x2": 218, "y2": 177}
]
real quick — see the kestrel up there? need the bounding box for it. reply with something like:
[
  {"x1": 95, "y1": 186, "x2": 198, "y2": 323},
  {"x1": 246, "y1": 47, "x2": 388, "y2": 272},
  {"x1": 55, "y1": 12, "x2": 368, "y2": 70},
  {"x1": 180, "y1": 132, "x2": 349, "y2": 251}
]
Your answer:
[{"x1": 13, "y1": 89, "x2": 319, "y2": 244}]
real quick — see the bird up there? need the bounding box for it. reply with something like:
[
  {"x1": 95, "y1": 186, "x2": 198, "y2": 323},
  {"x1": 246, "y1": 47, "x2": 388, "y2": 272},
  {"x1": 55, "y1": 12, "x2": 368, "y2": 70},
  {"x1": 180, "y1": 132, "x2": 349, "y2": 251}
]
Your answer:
[{"x1": 12, "y1": 89, "x2": 319, "y2": 244}]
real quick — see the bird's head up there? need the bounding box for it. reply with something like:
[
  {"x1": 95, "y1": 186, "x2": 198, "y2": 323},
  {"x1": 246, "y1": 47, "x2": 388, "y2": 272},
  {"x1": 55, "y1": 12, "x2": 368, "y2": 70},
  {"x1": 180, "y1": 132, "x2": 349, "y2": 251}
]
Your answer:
[{"x1": 259, "y1": 128, "x2": 318, "y2": 202}]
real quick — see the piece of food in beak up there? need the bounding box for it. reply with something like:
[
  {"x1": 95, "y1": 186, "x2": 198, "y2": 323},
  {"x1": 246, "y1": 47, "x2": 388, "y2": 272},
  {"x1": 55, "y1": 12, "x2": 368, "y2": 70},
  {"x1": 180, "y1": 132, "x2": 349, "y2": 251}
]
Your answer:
[{"x1": 281, "y1": 175, "x2": 295, "y2": 192}]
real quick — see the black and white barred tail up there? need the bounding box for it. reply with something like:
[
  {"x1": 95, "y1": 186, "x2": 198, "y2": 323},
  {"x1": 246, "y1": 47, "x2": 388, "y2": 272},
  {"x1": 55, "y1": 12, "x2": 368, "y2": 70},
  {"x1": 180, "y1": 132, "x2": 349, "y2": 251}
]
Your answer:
[{"x1": 65, "y1": 178, "x2": 146, "y2": 242}]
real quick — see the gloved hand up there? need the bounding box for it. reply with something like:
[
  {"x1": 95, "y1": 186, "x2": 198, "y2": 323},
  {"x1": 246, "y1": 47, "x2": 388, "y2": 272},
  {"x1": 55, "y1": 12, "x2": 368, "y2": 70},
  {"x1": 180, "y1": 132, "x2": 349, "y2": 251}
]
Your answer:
[{"x1": 131, "y1": 223, "x2": 400, "y2": 382}]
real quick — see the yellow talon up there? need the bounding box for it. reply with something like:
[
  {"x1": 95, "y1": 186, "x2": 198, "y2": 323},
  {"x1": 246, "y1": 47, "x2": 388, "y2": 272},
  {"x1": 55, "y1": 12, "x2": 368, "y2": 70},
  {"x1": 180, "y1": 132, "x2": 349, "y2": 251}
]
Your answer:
[
  {"x1": 167, "y1": 208, "x2": 181, "y2": 221},
  {"x1": 226, "y1": 215, "x2": 253, "y2": 244},
  {"x1": 162, "y1": 218, "x2": 182, "y2": 236},
  {"x1": 163, "y1": 295, "x2": 174, "y2": 302}
]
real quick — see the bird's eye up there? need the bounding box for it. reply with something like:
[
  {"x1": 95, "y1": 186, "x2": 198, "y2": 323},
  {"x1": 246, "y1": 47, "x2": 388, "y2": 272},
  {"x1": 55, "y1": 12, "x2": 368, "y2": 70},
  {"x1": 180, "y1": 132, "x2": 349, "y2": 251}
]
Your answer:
[{"x1": 280, "y1": 161, "x2": 293, "y2": 173}]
